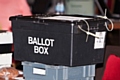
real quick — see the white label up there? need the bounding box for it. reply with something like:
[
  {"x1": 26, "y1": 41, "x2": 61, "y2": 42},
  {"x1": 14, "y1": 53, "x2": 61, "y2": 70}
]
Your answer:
[
  {"x1": 94, "y1": 31, "x2": 106, "y2": 49},
  {"x1": 33, "y1": 68, "x2": 46, "y2": 75}
]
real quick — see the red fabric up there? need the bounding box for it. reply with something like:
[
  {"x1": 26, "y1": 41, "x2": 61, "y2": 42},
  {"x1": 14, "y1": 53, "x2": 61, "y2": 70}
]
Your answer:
[
  {"x1": 102, "y1": 55, "x2": 120, "y2": 80},
  {"x1": 0, "y1": 0, "x2": 31, "y2": 31},
  {"x1": 0, "y1": 0, "x2": 31, "y2": 65}
]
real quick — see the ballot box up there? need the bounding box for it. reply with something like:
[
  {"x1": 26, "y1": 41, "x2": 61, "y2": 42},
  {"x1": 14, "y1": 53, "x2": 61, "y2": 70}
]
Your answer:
[{"x1": 10, "y1": 15, "x2": 108, "y2": 67}]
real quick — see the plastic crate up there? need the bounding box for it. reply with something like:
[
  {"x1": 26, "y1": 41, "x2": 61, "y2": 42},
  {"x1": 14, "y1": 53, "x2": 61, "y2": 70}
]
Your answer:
[{"x1": 22, "y1": 61, "x2": 95, "y2": 80}]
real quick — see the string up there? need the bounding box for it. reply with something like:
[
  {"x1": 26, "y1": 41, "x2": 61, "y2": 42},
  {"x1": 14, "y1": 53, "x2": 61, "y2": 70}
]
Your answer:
[
  {"x1": 97, "y1": 9, "x2": 114, "y2": 31},
  {"x1": 78, "y1": 20, "x2": 99, "y2": 42}
]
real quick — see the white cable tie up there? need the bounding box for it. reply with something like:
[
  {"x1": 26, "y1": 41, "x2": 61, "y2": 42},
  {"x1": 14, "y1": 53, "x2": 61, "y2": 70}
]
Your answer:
[
  {"x1": 78, "y1": 25, "x2": 99, "y2": 39},
  {"x1": 78, "y1": 19, "x2": 90, "y2": 42},
  {"x1": 105, "y1": 19, "x2": 114, "y2": 31},
  {"x1": 97, "y1": 9, "x2": 114, "y2": 31},
  {"x1": 86, "y1": 32, "x2": 99, "y2": 38},
  {"x1": 78, "y1": 19, "x2": 101, "y2": 42}
]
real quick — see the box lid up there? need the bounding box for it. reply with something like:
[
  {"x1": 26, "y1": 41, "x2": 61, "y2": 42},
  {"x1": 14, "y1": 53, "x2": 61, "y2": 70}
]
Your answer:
[
  {"x1": 9, "y1": 14, "x2": 106, "y2": 23},
  {"x1": 10, "y1": 14, "x2": 108, "y2": 34}
]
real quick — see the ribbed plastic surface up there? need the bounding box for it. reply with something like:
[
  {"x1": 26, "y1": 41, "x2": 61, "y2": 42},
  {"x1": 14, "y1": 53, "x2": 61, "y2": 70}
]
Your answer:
[{"x1": 22, "y1": 61, "x2": 95, "y2": 80}]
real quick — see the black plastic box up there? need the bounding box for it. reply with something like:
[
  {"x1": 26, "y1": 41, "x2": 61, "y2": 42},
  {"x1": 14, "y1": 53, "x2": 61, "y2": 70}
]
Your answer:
[{"x1": 10, "y1": 15, "x2": 107, "y2": 67}]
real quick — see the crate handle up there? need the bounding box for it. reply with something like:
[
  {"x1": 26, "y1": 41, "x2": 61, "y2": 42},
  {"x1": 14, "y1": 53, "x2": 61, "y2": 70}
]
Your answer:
[{"x1": 33, "y1": 68, "x2": 46, "y2": 75}]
